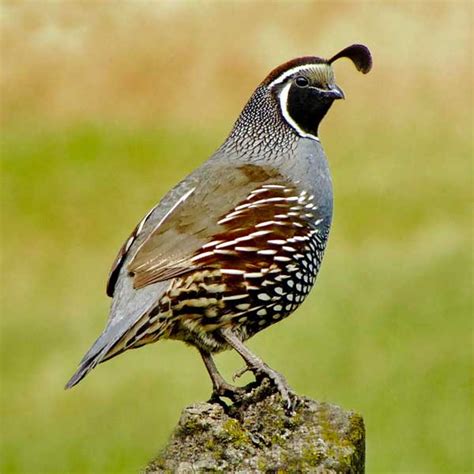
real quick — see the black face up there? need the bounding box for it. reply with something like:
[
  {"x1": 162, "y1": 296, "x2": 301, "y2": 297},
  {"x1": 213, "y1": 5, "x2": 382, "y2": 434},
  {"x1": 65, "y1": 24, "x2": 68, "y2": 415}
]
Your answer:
[{"x1": 286, "y1": 77, "x2": 337, "y2": 137}]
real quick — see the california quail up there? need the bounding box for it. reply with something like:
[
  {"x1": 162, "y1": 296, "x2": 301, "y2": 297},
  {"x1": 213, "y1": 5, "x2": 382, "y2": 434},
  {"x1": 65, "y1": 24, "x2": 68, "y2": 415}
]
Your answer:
[{"x1": 66, "y1": 44, "x2": 372, "y2": 408}]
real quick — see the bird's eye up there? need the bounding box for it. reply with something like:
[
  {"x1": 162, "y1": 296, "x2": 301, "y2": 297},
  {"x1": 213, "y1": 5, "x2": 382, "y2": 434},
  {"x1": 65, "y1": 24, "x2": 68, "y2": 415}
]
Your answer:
[{"x1": 295, "y1": 76, "x2": 309, "y2": 87}]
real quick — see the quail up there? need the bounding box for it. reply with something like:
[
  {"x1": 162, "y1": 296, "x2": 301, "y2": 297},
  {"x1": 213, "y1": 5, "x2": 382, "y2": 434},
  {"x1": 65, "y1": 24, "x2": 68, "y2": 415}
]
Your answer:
[{"x1": 66, "y1": 44, "x2": 372, "y2": 408}]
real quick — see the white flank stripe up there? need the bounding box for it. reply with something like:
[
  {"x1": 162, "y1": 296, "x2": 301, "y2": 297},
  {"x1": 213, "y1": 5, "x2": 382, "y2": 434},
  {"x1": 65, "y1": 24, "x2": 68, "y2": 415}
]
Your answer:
[
  {"x1": 235, "y1": 246, "x2": 259, "y2": 252},
  {"x1": 249, "y1": 230, "x2": 272, "y2": 238},
  {"x1": 136, "y1": 204, "x2": 157, "y2": 235},
  {"x1": 202, "y1": 240, "x2": 223, "y2": 249},
  {"x1": 213, "y1": 249, "x2": 238, "y2": 256},
  {"x1": 123, "y1": 235, "x2": 135, "y2": 253},
  {"x1": 291, "y1": 236, "x2": 308, "y2": 242},
  {"x1": 217, "y1": 215, "x2": 241, "y2": 225},
  {"x1": 221, "y1": 269, "x2": 245, "y2": 275},
  {"x1": 215, "y1": 233, "x2": 261, "y2": 249},
  {"x1": 248, "y1": 188, "x2": 270, "y2": 197},
  {"x1": 262, "y1": 184, "x2": 286, "y2": 189},
  {"x1": 244, "y1": 272, "x2": 264, "y2": 279},
  {"x1": 158, "y1": 187, "x2": 195, "y2": 227},
  {"x1": 215, "y1": 239, "x2": 239, "y2": 249},
  {"x1": 223, "y1": 294, "x2": 248, "y2": 301},
  {"x1": 190, "y1": 251, "x2": 215, "y2": 261},
  {"x1": 236, "y1": 196, "x2": 298, "y2": 211},
  {"x1": 255, "y1": 220, "x2": 279, "y2": 228},
  {"x1": 258, "y1": 249, "x2": 278, "y2": 255},
  {"x1": 234, "y1": 202, "x2": 252, "y2": 211},
  {"x1": 132, "y1": 186, "x2": 196, "y2": 258},
  {"x1": 268, "y1": 239, "x2": 287, "y2": 245}
]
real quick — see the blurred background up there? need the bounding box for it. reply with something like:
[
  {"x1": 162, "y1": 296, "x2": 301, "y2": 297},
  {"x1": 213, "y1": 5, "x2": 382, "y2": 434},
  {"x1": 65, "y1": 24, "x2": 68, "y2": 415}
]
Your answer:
[{"x1": 1, "y1": 2, "x2": 472, "y2": 473}]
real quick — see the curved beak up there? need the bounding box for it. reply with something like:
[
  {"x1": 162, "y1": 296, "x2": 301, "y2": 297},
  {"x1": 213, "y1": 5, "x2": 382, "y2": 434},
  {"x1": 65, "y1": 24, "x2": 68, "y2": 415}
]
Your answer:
[{"x1": 327, "y1": 84, "x2": 345, "y2": 100}]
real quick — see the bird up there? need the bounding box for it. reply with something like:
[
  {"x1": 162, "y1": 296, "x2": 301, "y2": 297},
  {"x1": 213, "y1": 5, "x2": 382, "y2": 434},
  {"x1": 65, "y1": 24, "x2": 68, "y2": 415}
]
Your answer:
[{"x1": 66, "y1": 44, "x2": 372, "y2": 408}]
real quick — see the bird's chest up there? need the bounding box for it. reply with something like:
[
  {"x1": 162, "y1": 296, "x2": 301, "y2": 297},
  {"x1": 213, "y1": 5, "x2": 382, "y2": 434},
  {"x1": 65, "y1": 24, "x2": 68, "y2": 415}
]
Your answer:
[{"x1": 233, "y1": 217, "x2": 330, "y2": 339}]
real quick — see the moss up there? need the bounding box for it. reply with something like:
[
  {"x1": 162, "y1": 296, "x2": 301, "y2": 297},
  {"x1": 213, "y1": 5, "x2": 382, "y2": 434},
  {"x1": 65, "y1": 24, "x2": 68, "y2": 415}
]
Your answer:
[
  {"x1": 301, "y1": 446, "x2": 323, "y2": 465},
  {"x1": 289, "y1": 409, "x2": 304, "y2": 427},
  {"x1": 348, "y1": 413, "x2": 365, "y2": 444},
  {"x1": 256, "y1": 458, "x2": 268, "y2": 471},
  {"x1": 205, "y1": 438, "x2": 216, "y2": 451},
  {"x1": 270, "y1": 433, "x2": 284, "y2": 446},
  {"x1": 178, "y1": 417, "x2": 201, "y2": 436},
  {"x1": 221, "y1": 418, "x2": 249, "y2": 448}
]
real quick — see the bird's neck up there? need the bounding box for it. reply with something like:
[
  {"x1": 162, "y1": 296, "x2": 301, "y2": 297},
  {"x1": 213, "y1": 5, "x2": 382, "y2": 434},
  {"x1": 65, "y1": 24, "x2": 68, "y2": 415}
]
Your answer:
[{"x1": 219, "y1": 86, "x2": 300, "y2": 161}]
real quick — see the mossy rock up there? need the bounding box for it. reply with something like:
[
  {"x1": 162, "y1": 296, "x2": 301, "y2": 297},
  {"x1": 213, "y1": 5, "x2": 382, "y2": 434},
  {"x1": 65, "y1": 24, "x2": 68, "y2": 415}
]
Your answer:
[{"x1": 145, "y1": 382, "x2": 365, "y2": 473}]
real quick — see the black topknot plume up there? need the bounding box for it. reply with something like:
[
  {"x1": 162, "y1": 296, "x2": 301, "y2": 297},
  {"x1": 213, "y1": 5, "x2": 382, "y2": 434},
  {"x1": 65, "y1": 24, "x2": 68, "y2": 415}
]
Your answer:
[{"x1": 329, "y1": 44, "x2": 373, "y2": 74}]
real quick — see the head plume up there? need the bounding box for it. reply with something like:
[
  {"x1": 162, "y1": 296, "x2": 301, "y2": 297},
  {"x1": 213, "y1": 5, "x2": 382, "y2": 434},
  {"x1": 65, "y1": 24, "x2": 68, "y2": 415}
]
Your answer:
[{"x1": 328, "y1": 44, "x2": 373, "y2": 74}]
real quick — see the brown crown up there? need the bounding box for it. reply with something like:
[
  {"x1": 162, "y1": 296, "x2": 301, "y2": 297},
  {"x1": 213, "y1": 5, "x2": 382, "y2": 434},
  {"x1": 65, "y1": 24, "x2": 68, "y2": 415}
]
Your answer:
[
  {"x1": 262, "y1": 44, "x2": 372, "y2": 86},
  {"x1": 262, "y1": 56, "x2": 327, "y2": 86}
]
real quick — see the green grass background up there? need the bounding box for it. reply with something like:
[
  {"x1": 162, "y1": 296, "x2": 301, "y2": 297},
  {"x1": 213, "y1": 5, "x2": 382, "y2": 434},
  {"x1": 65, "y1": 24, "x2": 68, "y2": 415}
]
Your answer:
[{"x1": 1, "y1": 3, "x2": 472, "y2": 473}]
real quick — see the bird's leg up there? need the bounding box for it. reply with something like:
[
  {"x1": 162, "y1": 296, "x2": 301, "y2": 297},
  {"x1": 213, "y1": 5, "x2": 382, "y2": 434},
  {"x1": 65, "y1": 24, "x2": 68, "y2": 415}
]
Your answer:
[
  {"x1": 220, "y1": 328, "x2": 295, "y2": 410},
  {"x1": 199, "y1": 349, "x2": 245, "y2": 402}
]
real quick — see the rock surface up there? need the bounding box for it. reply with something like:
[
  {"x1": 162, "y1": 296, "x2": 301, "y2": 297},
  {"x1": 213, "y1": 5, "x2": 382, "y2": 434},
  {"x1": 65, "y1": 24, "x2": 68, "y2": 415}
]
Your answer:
[
  {"x1": 145, "y1": 382, "x2": 365, "y2": 473},
  {"x1": 144, "y1": 384, "x2": 365, "y2": 474}
]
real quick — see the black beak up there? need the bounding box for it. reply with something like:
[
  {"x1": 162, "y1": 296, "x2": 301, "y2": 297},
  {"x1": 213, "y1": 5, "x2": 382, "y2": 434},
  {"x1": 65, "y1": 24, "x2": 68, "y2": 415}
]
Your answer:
[{"x1": 325, "y1": 84, "x2": 345, "y2": 100}]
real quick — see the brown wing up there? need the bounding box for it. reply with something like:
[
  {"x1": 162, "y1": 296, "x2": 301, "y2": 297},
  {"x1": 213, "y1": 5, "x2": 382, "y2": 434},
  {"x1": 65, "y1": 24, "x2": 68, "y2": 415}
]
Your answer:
[{"x1": 127, "y1": 163, "x2": 296, "y2": 289}]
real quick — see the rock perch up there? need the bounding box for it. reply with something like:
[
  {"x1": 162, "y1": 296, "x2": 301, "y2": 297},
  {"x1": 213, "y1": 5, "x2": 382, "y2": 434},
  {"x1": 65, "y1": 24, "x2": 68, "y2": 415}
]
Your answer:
[{"x1": 145, "y1": 383, "x2": 365, "y2": 473}]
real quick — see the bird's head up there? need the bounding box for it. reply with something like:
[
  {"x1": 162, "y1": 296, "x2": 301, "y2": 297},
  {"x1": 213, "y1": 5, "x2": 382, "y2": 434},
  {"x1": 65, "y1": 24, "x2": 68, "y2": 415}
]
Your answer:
[{"x1": 263, "y1": 44, "x2": 372, "y2": 140}]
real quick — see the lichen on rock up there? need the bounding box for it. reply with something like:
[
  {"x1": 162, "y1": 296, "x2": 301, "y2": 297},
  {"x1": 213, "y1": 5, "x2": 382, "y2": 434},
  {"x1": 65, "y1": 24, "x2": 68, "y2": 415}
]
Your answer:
[{"x1": 145, "y1": 381, "x2": 365, "y2": 473}]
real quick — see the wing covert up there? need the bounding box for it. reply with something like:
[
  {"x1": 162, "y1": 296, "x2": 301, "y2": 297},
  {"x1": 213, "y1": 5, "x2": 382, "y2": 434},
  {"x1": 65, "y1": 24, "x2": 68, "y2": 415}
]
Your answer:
[{"x1": 127, "y1": 163, "x2": 295, "y2": 289}]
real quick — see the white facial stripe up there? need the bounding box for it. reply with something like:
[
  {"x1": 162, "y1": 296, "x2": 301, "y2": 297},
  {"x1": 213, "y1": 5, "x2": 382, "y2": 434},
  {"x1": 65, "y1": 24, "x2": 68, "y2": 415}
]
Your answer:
[
  {"x1": 267, "y1": 63, "x2": 330, "y2": 89},
  {"x1": 278, "y1": 82, "x2": 319, "y2": 142},
  {"x1": 267, "y1": 65, "x2": 314, "y2": 88}
]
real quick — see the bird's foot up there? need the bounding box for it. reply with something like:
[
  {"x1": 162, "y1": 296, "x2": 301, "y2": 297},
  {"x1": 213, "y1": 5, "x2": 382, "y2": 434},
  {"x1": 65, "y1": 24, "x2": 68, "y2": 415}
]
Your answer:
[
  {"x1": 218, "y1": 329, "x2": 296, "y2": 413},
  {"x1": 208, "y1": 380, "x2": 246, "y2": 405},
  {"x1": 251, "y1": 365, "x2": 296, "y2": 413}
]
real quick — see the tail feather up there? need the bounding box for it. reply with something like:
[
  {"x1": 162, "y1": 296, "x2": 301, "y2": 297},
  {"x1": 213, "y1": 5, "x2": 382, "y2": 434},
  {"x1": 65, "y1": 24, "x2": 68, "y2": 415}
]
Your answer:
[
  {"x1": 65, "y1": 344, "x2": 110, "y2": 389},
  {"x1": 65, "y1": 276, "x2": 169, "y2": 390},
  {"x1": 65, "y1": 313, "x2": 157, "y2": 389}
]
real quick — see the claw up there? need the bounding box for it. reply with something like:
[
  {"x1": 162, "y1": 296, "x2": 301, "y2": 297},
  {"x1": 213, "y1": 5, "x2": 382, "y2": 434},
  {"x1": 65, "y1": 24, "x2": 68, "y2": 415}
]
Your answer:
[
  {"x1": 250, "y1": 364, "x2": 296, "y2": 413},
  {"x1": 232, "y1": 366, "x2": 250, "y2": 381}
]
